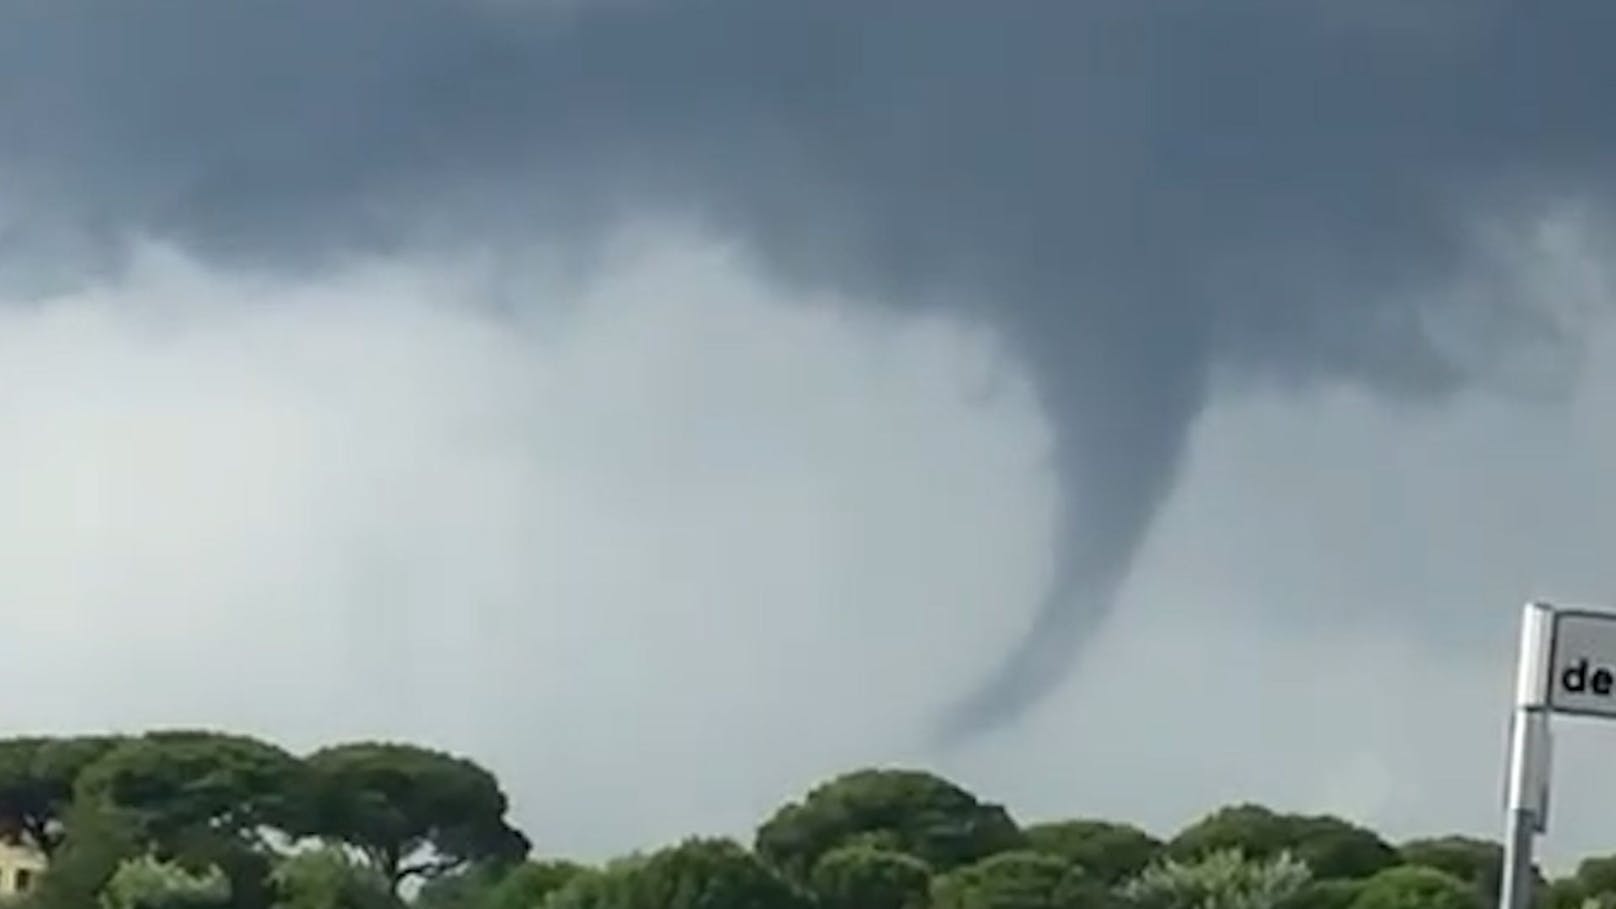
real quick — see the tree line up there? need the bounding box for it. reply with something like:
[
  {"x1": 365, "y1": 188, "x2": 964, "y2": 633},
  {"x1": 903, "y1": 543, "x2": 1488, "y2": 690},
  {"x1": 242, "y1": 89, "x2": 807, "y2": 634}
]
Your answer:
[
  {"x1": 0, "y1": 731, "x2": 1612, "y2": 909},
  {"x1": 0, "y1": 731, "x2": 523, "y2": 908}
]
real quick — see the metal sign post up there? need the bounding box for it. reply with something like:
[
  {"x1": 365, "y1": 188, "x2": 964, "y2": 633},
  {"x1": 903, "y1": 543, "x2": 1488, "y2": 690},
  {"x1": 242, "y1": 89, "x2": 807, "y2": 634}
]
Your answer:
[{"x1": 1499, "y1": 601, "x2": 1616, "y2": 909}]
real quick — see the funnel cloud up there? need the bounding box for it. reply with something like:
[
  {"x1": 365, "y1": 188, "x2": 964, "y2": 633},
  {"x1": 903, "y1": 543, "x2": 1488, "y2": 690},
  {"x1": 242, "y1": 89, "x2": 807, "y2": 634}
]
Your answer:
[{"x1": 1, "y1": 1, "x2": 1614, "y2": 739}]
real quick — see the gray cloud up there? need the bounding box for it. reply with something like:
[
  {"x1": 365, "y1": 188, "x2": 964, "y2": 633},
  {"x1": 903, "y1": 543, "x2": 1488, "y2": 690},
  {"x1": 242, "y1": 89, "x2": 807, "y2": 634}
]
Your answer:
[
  {"x1": 0, "y1": 237, "x2": 1058, "y2": 857},
  {"x1": 1, "y1": 0, "x2": 1614, "y2": 739}
]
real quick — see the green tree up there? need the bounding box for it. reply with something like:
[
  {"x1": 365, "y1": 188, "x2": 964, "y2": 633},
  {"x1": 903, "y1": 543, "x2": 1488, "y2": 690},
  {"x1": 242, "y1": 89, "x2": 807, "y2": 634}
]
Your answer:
[
  {"x1": 1168, "y1": 809, "x2": 1289, "y2": 866},
  {"x1": 74, "y1": 731, "x2": 301, "y2": 850},
  {"x1": 545, "y1": 866, "x2": 629, "y2": 909},
  {"x1": 756, "y1": 768, "x2": 1023, "y2": 880},
  {"x1": 810, "y1": 845, "x2": 932, "y2": 909},
  {"x1": 1540, "y1": 855, "x2": 1616, "y2": 909},
  {"x1": 1400, "y1": 838, "x2": 1505, "y2": 905},
  {"x1": 270, "y1": 848, "x2": 399, "y2": 909},
  {"x1": 1541, "y1": 878, "x2": 1599, "y2": 909},
  {"x1": 98, "y1": 856, "x2": 230, "y2": 909},
  {"x1": 1026, "y1": 821, "x2": 1162, "y2": 884},
  {"x1": 0, "y1": 735, "x2": 121, "y2": 856},
  {"x1": 73, "y1": 731, "x2": 302, "y2": 909},
  {"x1": 1280, "y1": 879, "x2": 1366, "y2": 909},
  {"x1": 1400, "y1": 839, "x2": 1499, "y2": 891},
  {"x1": 1169, "y1": 807, "x2": 1395, "y2": 880},
  {"x1": 483, "y1": 860, "x2": 589, "y2": 909},
  {"x1": 1122, "y1": 849, "x2": 1312, "y2": 909},
  {"x1": 631, "y1": 839, "x2": 810, "y2": 909},
  {"x1": 167, "y1": 833, "x2": 279, "y2": 909},
  {"x1": 1287, "y1": 818, "x2": 1397, "y2": 882},
  {"x1": 298, "y1": 742, "x2": 529, "y2": 893},
  {"x1": 932, "y1": 850, "x2": 1100, "y2": 909},
  {"x1": 26, "y1": 803, "x2": 143, "y2": 909},
  {"x1": 546, "y1": 840, "x2": 807, "y2": 909},
  {"x1": 411, "y1": 863, "x2": 505, "y2": 909},
  {"x1": 1574, "y1": 858, "x2": 1616, "y2": 901},
  {"x1": 1349, "y1": 867, "x2": 1480, "y2": 909}
]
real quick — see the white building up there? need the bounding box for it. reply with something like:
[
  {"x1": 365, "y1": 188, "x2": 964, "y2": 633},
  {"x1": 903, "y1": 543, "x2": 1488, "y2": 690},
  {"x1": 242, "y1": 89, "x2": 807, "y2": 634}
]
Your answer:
[{"x1": 0, "y1": 837, "x2": 45, "y2": 897}]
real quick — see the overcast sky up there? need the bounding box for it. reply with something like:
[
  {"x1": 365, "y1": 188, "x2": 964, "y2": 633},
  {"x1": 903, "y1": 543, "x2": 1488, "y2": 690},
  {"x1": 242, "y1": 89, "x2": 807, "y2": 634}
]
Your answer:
[{"x1": 1, "y1": 0, "x2": 1616, "y2": 876}]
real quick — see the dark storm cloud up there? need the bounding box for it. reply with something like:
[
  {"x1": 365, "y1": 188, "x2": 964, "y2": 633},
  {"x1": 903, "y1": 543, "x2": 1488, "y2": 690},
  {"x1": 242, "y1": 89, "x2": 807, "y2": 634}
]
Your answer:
[{"x1": 2, "y1": 0, "x2": 1613, "y2": 740}]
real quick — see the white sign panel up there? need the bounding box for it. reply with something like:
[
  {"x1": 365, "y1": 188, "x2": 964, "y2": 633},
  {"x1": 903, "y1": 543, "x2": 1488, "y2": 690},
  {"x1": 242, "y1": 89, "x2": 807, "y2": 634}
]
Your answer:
[{"x1": 1547, "y1": 609, "x2": 1616, "y2": 717}]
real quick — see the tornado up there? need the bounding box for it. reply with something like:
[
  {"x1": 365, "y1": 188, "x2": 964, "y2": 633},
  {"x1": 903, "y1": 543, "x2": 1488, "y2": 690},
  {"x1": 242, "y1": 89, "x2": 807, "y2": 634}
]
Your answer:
[{"x1": 928, "y1": 289, "x2": 1215, "y2": 743}]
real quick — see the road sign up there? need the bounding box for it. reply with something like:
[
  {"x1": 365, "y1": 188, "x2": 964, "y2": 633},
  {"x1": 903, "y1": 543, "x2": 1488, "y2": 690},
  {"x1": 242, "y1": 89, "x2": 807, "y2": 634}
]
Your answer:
[
  {"x1": 1500, "y1": 602, "x2": 1616, "y2": 909},
  {"x1": 1546, "y1": 610, "x2": 1616, "y2": 717}
]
